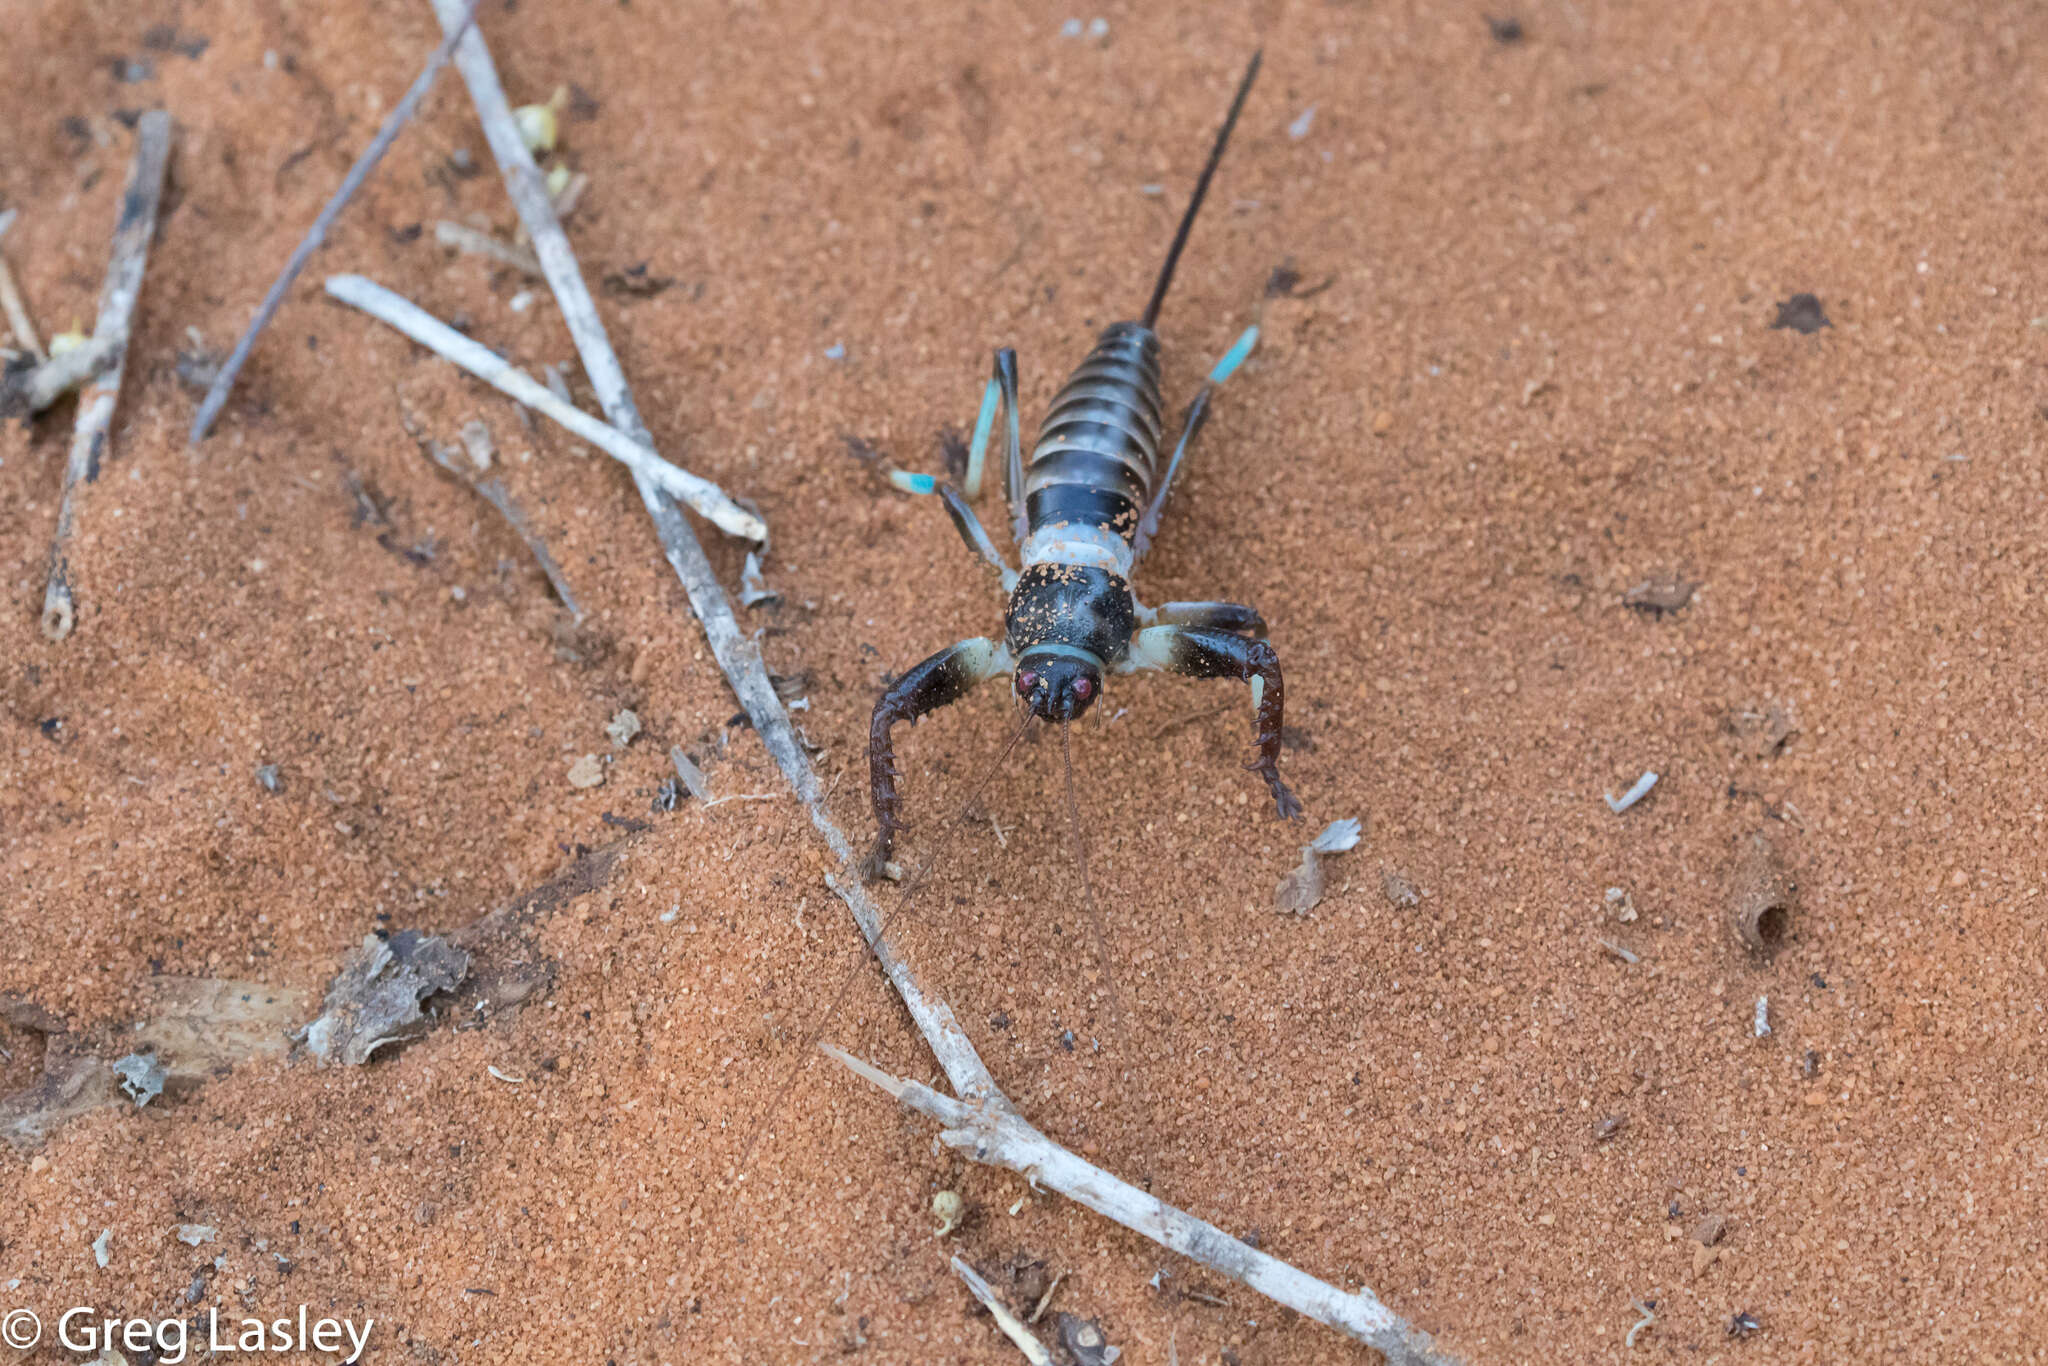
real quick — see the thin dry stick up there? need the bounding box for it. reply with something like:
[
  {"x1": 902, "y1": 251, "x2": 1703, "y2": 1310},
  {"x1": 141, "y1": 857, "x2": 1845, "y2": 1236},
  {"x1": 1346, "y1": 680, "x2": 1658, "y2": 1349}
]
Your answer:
[
  {"x1": 434, "y1": 219, "x2": 542, "y2": 276},
  {"x1": 6, "y1": 336, "x2": 117, "y2": 416},
  {"x1": 828, "y1": 1046, "x2": 1460, "y2": 1366},
  {"x1": 41, "y1": 111, "x2": 172, "y2": 642},
  {"x1": 323, "y1": 273, "x2": 764, "y2": 540},
  {"x1": 187, "y1": 0, "x2": 481, "y2": 445},
  {"x1": 427, "y1": 0, "x2": 994, "y2": 1101},
  {"x1": 420, "y1": 440, "x2": 583, "y2": 621},
  {"x1": 425, "y1": 7, "x2": 1453, "y2": 1360},
  {"x1": 951, "y1": 1255, "x2": 1053, "y2": 1365},
  {"x1": 0, "y1": 208, "x2": 43, "y2": 360}
]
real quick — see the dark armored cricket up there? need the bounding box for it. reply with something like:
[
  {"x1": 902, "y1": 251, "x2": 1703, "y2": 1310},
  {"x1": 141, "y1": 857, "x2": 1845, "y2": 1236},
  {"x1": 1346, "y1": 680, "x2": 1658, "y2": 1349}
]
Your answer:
[{"x1": 866, "y1": 51, "x2": 1301, "y2": 874}]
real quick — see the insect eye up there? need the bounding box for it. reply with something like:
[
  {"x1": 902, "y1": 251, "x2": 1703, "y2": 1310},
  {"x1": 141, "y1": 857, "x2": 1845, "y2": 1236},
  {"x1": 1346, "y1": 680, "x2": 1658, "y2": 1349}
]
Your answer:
[
  {"x1": 1070, "y1": 676, "x2": 1093, "y2": 700},
  {"x1": 1015, "y1": 671, "x2": 1038, "y2": 696}
]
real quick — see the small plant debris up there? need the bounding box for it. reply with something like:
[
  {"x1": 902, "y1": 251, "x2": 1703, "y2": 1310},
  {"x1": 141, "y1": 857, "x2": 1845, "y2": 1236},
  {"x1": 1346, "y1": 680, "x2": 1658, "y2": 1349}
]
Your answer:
[
  {"x1": 1769, "y1": 293, "x2": 1830, "y2": 334},
  {"x1": 175, "y1": 344, "x2": 224, "y2": 394},
  {"x1": 1275, "y1": 817, "x2": 1362, "y2": 913},
  {"x1": 669, "y1": 748, "x2": 712, "y2": 803},
  {"x1": 1725, "y1": 701, "x2": 1798, "y2": 759},
  {"x1": 601, "y1": 262, "x2": 676, "y2": 298},
  {"x1": 739, "y1": 551, "x2": 781, "y2": 609},
  {"x1": 1625, "y1": 1298, "x2": 1656, "y2": 1348},
  {"x1": 1727, "y1": 1310, "x2": 1762, "y2": 1338},
  {"x1": 175, "y1": 1223, "x2": 217, "y2": 1246},
  {"x1": 92, "y1": 1228, "x2": 112, "y2": 1267},
  {"x1": 1605, "y1": 886, "x2": 1638, "y2": 922},
  {"x1": 304, "y1": 931, "x2": 471, "y2": 1066},
  {"x1": 1595, "y1": 1113, "x2": 1629, "y2": 1142},
  {"x1": 1263, "y1": 260, "x2": 1333, "y2": 301},
  {"x1": 567, "y1": 753, "x2": 606, "y2": 788},
  {"x1": 112, "y1": 1051, "x2": 166, "y2": 1107},
  {"x1": 1624, "y1": 573, "x2": 1696, "y2": 615},
  {"x1": 142, "y1": 24, "x2": 211, "y2": 59},
  {"x1": 1056, "y1": 1312, "x2": 1120, "y2": 1366},
  {"x1": 1605, "y1": 770, "x2": 1659, "y2": 814},
  {"x1": 1731, "y1": 838, "x2": 1796, "y2": 951},
  {"x1": 1380, "y1": 866, "x2": 1420, "y2": 908},
  {"x1": 605, "y1": 709, "x2": 642, "y2": 748}
]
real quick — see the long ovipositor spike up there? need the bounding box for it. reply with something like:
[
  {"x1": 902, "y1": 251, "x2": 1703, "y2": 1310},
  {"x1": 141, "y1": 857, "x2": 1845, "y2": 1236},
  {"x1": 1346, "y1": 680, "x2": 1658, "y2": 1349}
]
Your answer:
[
  {"x1": 964, "y1": 376, "x2": 1001, "y2": 497},
  {"x1": 1208, "y1": 325, "x2": 1259, "y2": 385}
]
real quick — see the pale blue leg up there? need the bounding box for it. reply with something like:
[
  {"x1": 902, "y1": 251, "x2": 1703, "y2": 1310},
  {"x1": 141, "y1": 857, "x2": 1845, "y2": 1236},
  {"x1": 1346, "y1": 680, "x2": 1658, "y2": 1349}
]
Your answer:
[
  {"x1": 963, "y1": 375, "x2": 1001, "y2": 499},
  {"x1": 962, "y1": 347, "x2": 1022, "y2": 509},
  {"x1": 1134, "y1": 326, "x2": 1259, "y2": 561}
]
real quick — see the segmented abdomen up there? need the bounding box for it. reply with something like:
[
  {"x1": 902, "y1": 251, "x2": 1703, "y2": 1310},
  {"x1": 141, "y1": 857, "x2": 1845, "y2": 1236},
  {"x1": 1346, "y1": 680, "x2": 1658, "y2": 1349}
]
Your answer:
[{"x1": 1023, "y1": 322, "x2": 1163, "y2": 549}]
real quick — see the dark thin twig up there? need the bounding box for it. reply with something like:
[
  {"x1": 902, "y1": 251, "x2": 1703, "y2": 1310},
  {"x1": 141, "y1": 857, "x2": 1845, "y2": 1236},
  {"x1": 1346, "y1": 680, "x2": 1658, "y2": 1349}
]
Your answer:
[
  {"x1": 420, "y1": 440, "x2": 583, "y2": 622},
  {"x1": 187, "y1": 0, "x2": 481, "y2": 445},
  {"x1": 428, "y1": 0, "x2": 984, "y2": 1096},
  {"x1": 41, "y1": 111, "x2": 172, "y2": 641}
]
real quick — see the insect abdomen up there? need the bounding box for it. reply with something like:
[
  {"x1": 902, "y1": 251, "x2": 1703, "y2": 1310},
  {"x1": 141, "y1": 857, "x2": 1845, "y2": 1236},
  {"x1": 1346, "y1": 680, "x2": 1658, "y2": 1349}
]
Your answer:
[{"x1": 1022, "y1": 322, "x2": 1164, "y2": 556}]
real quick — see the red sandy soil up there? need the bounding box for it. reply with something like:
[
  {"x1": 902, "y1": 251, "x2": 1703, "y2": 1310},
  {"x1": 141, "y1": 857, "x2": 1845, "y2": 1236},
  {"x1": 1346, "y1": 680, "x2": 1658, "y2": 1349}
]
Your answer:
[{"x1": 4, "y1": 1, "x2": 2047, "y2": 1362}]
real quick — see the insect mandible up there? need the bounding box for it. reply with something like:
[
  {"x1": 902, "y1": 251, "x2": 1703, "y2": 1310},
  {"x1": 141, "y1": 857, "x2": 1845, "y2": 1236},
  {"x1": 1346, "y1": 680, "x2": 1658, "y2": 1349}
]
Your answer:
[{"x1": 865, "y1": 50, "x2": 1301, "y2": 877}]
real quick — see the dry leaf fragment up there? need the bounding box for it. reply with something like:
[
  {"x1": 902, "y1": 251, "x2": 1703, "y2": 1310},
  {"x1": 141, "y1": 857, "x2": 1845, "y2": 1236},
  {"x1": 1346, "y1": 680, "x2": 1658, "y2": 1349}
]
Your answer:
[{"x1": 1275, "y1": 818, "x2": 1362, "y2": 913}]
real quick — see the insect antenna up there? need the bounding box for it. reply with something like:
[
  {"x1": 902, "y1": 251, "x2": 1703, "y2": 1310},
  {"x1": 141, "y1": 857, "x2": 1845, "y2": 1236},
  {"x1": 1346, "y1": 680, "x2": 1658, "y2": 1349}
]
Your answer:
[
  {"x1": 734, "y1": 702, "x2": 1037, "y2": 1179},
  {"x1": 1061, "y1": 719, "x2": 1126, "y2": 1028},
  {"x1": 1140, "y1": 48, "x2": 1264, "y2": 330}
]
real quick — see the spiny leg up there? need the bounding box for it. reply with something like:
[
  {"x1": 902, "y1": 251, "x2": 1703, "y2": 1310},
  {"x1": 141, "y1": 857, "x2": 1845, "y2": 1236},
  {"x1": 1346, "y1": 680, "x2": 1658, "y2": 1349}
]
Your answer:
[
  {"x1": 938, "y1": 483, "x2": 1018, "y2": 591},
  {"x1": 866, "y1": 636, "x2": 1014, "y2": 878},
  {"x1": 1127, "y1": 623, "x2": 1302, "y2": 819},
  {"x1": 1134, "y1": 325, "x2": 1258, "y2": 561},
  {"x1": 1142, "y1": 599, "x2": 1267, "y2": 637}
]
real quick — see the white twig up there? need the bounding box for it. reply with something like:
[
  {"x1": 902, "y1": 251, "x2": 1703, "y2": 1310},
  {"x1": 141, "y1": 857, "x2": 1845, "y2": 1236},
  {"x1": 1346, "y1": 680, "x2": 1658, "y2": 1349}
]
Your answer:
[
  {"x1": 1604, "y1": 770, "x2": 1658, "y2": 814},
  {"x1": 6, "y1": 336, "x2": 117, "y2": 415},
  {"x1": 0, "y1": 207, "x2": 43, "y2": 360},
  {"x1": 41, "y1": 112, "x2": 172, "y2": 641},
  {"x1": 189, "y1": 0, "x2": 482, "y2": 444},
  {"x1": 323, "y1": 273, "x2": 764, "y2": 540},
  {"x1": 434, "y1": 219, "x2": 542, "y2": 276},
  {"x1": 822, "y1": 874, "x2": 1001, "y2": 1102},
  {"x1": 822, "y1": 1045, "x2": 1460, "y2": 1366},
  {"x1": 1626, "y1": 1298, "x2": 1657, "y2": 1348},
  {"x1": 423, "y1": 5, "x2": 1451, "y2": 1359},
  {"x1": 951, "y1": 1254, "x2": 1053, "y2": 1365}
]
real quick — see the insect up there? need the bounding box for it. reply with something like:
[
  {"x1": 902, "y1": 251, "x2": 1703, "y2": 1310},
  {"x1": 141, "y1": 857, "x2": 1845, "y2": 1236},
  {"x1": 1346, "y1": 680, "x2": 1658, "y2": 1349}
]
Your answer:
[{"x1": 865, "y1": 50, "x2": 1301, "y2": 876}]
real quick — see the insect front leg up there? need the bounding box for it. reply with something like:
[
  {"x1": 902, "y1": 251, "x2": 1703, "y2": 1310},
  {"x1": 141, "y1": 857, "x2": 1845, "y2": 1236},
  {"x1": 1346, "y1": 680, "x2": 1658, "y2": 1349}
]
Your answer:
[
  {"x1": 939, "y1": 483, "x2": 1019, "y2": 592},
  {"x1": 866, "y1": 636, "x2": 1014, "y2": 878},
  {"x1": 1126, "y1": 624, "x2": 1302, "y2": 820},
  {"x1": 1139, "y1": 600, "x2": 1268, "y2": 638}
]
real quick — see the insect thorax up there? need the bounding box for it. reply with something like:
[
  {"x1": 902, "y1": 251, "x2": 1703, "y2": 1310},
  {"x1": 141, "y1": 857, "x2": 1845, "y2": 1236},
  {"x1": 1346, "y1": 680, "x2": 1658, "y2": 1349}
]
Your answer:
[{"x1": 1004, "y1": 562, "x2": 1135, "y2": 663}]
